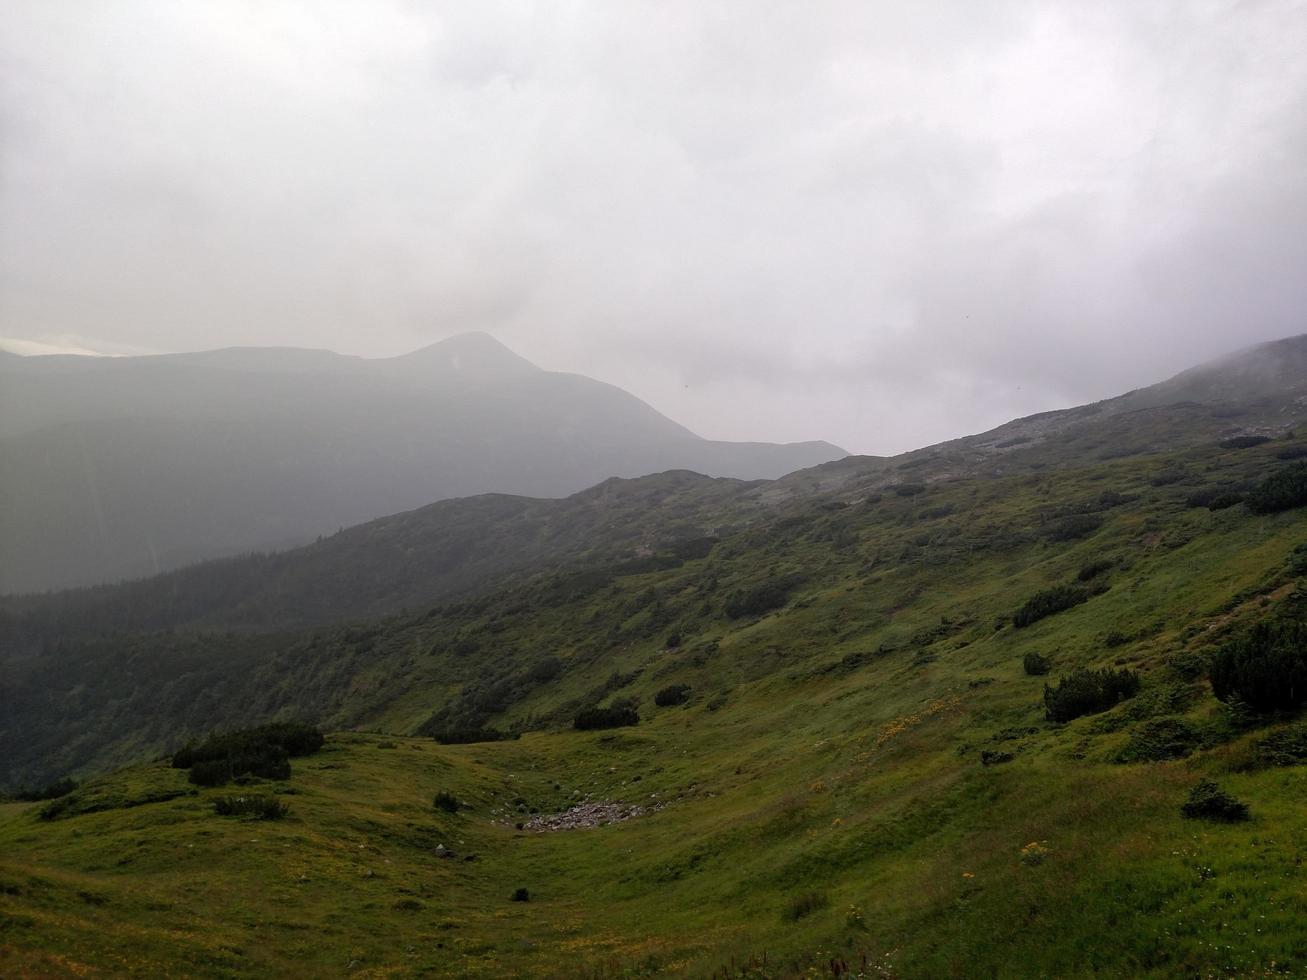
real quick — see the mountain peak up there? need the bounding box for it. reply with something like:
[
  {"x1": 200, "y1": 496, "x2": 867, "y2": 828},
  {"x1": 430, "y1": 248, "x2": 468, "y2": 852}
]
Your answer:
[{"x1": 390, "y1": 332, "x2": 539, "y2": 376}]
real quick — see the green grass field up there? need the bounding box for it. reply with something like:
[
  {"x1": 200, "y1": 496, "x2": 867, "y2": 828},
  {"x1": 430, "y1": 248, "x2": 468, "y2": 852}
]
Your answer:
[{"x1": 5, "y1": 442, "x2": 1307, "y2": 976}]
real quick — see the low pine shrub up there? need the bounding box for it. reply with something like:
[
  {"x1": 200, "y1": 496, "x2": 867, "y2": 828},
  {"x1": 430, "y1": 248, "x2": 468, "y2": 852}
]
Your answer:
[
  {"x1": 1115, "y1": 718, "x2": 1200, "y2": 762},
  {"x1": 15, "y1": 778, "x2": 77, "y2": 802},
  {"x1": 573, "y1": 705, "x2": 639, "y2": 731},
  {"x1": 1181, "y1": 779, "x2": 1249, "y2": 822},
  {"x1": 654, "y1": 684, "x2": 691, "y2": 707},
  {"x1": 724, "y1": 576, "x2": 800, "y2": 619},
  {"x1": 1046, "y1": 515, "x2": 1102, "y2": 542},
  {"x1": 212, "y1": 795, "x2": 289, "y2": 820},
  {"x1": 1023, "y1": 652, "x2": 1051, "y2": 676},
  {"x1": 1220, "y1": 435, "x2": 1272, "y2": 450},
  {"x1": 1013, "y1": 585, "x2": 1093, "y2": 628},
  {"x1": 1246, "y1": 462, "x2": 1307, "y2": 514},
  {"x1": 783, "y1": 891, "x2": 829, "y2": 921},
  {"x1": 1248, "y1": 724, "x2": 1307, "y2": 768},
  {"x1": 173, "y1": 722, "x2": 323, "y2": 788},
  {"x1": 1209, "y1": 621, "x2": 1307, "y2": 714},
  {"x1": 431, "y1": 728, "x2": 513, "y2": 745},
  {"x1": 511, "y1": 888, "x2": 530, "y2": 902},
  {"x1": 1077, "y1": 559, "x2": 1113, "y2": 582},
  {"x1": 1044, "y1": 667, "x2": 1141, "y2": 723},
  {"x1": 433, "y1": 791, "x2": 460, "y2": 814}
]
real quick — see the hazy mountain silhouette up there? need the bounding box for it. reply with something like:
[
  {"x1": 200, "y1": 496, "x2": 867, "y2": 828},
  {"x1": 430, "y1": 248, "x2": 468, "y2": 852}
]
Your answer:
[{"x1": 0, "y1": 334, "x2": 844, "y2": 592}]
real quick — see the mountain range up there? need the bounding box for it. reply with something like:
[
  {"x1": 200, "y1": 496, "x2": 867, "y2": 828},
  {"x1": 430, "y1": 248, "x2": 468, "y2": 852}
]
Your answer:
[
  {"x1": 4, "y1": 334, "x2": 1307, "y2": 976},
  {"x1": 0, "y1": 333, "x2": 844, "y2": 593}
]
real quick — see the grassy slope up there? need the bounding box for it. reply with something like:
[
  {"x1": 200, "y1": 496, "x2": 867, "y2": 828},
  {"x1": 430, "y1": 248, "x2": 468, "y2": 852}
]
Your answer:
[{"x1": 4, "y1": 440, "x2": 1307, "y2": 976}]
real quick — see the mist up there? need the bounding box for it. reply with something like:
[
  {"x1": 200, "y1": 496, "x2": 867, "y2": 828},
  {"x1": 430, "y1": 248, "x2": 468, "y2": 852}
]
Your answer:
[{"x1": 3, "y1": 1, "x2": 1306, "y2": 454}]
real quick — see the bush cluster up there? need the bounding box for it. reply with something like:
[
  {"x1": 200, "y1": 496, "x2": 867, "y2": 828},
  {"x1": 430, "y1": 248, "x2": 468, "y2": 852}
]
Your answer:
[
  {"x1": 1013, "y1": 585, "x2": 1093, "y2": 628},
  {"x1": 1077, "y1": 559, "x2": 1113, "y2": 582},
  {"x1": 1209, "y1": 621, "x2": 1307, "y2": 714},
  {"x1": 430, "y1": 728, "x2": 514, "y2": 745},
  {"x1": 1181, "y1": 779, "x2": 1249, "y2": 822},
  {"x1": 1246, "y1": 462, "x2": 1307, "y2": 515},
  {"x1": 724, "y1": 576, "x2": 800, "y2": 619},
  {"x1": 1220, "y1": 435, "x2": 1272, "y2": 450},
  {"x1": 14, "y1": 778, "x2": 77, "y2": 802},
  {"x1": 1115, "y1": 718, "x2": 1200, "y2": 763},
  {"x1": 573, "y1": 705, "x2": 639, "y2": 731},
  {"x1": 433, "y1": 791, "x2": 460, "y2": 813},
  {"x1": 654, "y1": 684, "x2": 691, "y2": 707},
  {"x1": 1249, "y1": 724, "x2": 1307, "y2": 768},
  {"x1": 783, "y1": 891, "x2": 829, "y2": 921},
  {"x1": 1046, "y1": 515, "x2": 1102, "y2": 542},
  {"x1": 1043, "y1": 667, "x2": 1141, "y2": 723},
  {"x1": 172, "y1": 722, "x2": 324, "y2": 787},
  {"x1": 1022, "y1": 652, "x2": 1051, "y2": 676},
  {"x1": 212, "y1": 795, "x2": 289, "y2": 820}
]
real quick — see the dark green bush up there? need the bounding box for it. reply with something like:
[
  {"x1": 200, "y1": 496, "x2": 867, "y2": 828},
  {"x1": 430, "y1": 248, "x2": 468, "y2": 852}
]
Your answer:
[
  {"x1": 1221, "y1": 435, "x2": 1272, "y2": 450},
  {"x1": 1209, "y1": 621, "x2": 1307, "y2": 713},
  {"x1": 1207, "y1": 492, "x2": 1245, "y2": 512},
  {"x1": 15, "y1": 778, "x2": 77, "y2": 802},
  {"x1": 511, "y1": 888, "x2": 530, "y2": 902},
  {"x1": 1023, "y1": 652, "x2": 1051, "y2": 676},
  {"x1": 1115, "y1": 718, "x2": 1200, "y2": 762},
  {"x1": 1246, "y1": 463, "x2": 1307, "y2": 514},
  {"x1": 724, "y1": 577, "x2": 799, "y2": 619},
  {"x1": 1013, "y1": 585, "x2": 1092, "y2": 628},
  {"x1": 1248, "y1": 724, "x2": 1307, "y2": 768},
  {"x1": 1044, "y1": 667, "x2": 1141, "y2": 722},
  {"x1": 573, "y1": 705, "x2": 639, "y2": 731},
  {"x1": 654, "y1": 684, "x2": 691, "y2": 707},
  {"x1": 433, "y1": 791, "x2": 460, "y2": 813},
  {"x1": 1275, "y1": 445, "x2": 1307, "y2": 461},
  {"x1": 431, "y1": 728, "x2": 513, "y2": 745},
  {"x1": 980, "y1": 750, "x2": 1013, "y2": 766},
  {"x1": 1181, "y1": 779, "x2": 1249, "y2": 821},
  {"x1": 212, "y1": 795, "x2": 289, "y2": 820},
  {"x1": 783, "y1": 891, "x2": 829, "y2": 921},
  {"x1": 172, "y1": 722, "x2": 322, "y2": 787},
  {"x1": 1077, "y1": 559, "x2": 1113, "y2": 582},
  {"x1": 1047, "y1": 515, "x2": 1102, "y2": 542}
]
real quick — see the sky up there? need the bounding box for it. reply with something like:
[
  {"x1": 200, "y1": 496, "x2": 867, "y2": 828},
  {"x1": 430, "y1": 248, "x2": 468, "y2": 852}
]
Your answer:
[{"x1": 2, "y1": 1, "x2": 1306, "y2": 455}]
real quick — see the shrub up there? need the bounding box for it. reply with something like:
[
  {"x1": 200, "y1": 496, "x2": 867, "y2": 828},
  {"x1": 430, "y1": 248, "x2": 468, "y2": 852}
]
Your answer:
[
  {"x1": 173, "y1": 722, "x2": 323, "y2": 787},
  {"x1": 1275, "y1": 445, "x2": 1307, "y2": 461},
  {"x1": 1077, "y1": 559, "x2": 1113, "y2": 582},
  {"x1": 1103, "y1": 630, "x2": 1131, "y2": 648},
  {"x1": 1115, "y1": 718, "x2": 1200, "y2": 762},
  {"x1": 1248, "y1": 724, "x2": 1307, "y2": 768},
  {"x1": 15, "y1": 778, "x2": 77, "y2": 802},
  {"x1": 1023, "y1": 652, "x2": 1051, "y2": 676},
  {"x1": 1209, "y1": 621, "x2": 1307, "y2": 714},
  {"x1": 1044, "y1": 667, "x2": 1141, "y2": 723},
  {"x1": 1207, "y1": 492, "x2": 1245, "y2": 512},
  {"x1": 212, "y1": 795, "x2": 289, "y2": 820},
  {"x1": 511, "y1": 888, "x2": 530, "y2": 902},
  {"x1": 1013, "y1": 585, "x2": 1092, "y2": 628},
  {"x1": 1221, "y1": 435, "x2": 1272, "y2": 450},
  {"x1": 783, "y1": 891, "x2": 829, "y2": 921},
  {"x1": 980, "y1": 750, "x2": 1013, "y2": 766},
  {"x1": 654, "y1": 684, "x2": 691, "y2": 707},
  {"x1": 573, "y1": 705, "x2": 639, "y2": 731},
  {"x1": 431, "y1": 728, "x2": 513, "y2": 745},
  {"x1": 433, "y1": 791, "x2": 460, "y2": 814},
  {"x1": 1046, "y1": 515, "x2": 1102, "y2": 542},
  {"x1": 1246, "y1": 462, "x2": 1307, "y2": 514},
  {"x1": 724, "y1": 577, "x2": 799, "y2": 619},
  {"x1": 1181, "y1": 779, "x2": 1249, "y2": 822}
]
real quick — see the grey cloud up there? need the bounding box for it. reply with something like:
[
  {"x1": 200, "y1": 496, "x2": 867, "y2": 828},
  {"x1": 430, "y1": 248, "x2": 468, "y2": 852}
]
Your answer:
[{"x1": 2, "y1": 0, "x2": 1305, "y2": 454}]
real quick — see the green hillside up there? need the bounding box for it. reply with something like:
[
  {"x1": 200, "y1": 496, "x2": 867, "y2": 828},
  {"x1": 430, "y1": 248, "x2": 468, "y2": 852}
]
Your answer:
[{"x1": 4, "y1": 338, "x2": 1307, "y2": 976}]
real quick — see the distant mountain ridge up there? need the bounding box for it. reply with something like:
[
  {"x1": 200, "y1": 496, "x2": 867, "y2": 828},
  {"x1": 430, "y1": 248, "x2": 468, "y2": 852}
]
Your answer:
[
  {"x1": 6, "y1": 332, "x2": 1306, "y2": 642},
  {"x1": 0, "y1": 334, "x2": 844, "y2": 593}
]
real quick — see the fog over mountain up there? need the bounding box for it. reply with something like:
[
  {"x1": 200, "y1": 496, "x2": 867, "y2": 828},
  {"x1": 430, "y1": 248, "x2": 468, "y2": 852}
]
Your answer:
[
  {"x1": 3, "y1": 2, "x2": 1306, "y2": 455},
  {"x1": 0, "y1": 333, "x2": 843, "y2": 593}
]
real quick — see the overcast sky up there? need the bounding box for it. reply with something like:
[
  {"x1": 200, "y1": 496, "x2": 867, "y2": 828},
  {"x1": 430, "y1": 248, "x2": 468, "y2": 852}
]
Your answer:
[{"x1": 3, "y1": 1, "x2": 1305, "y2": 454}]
